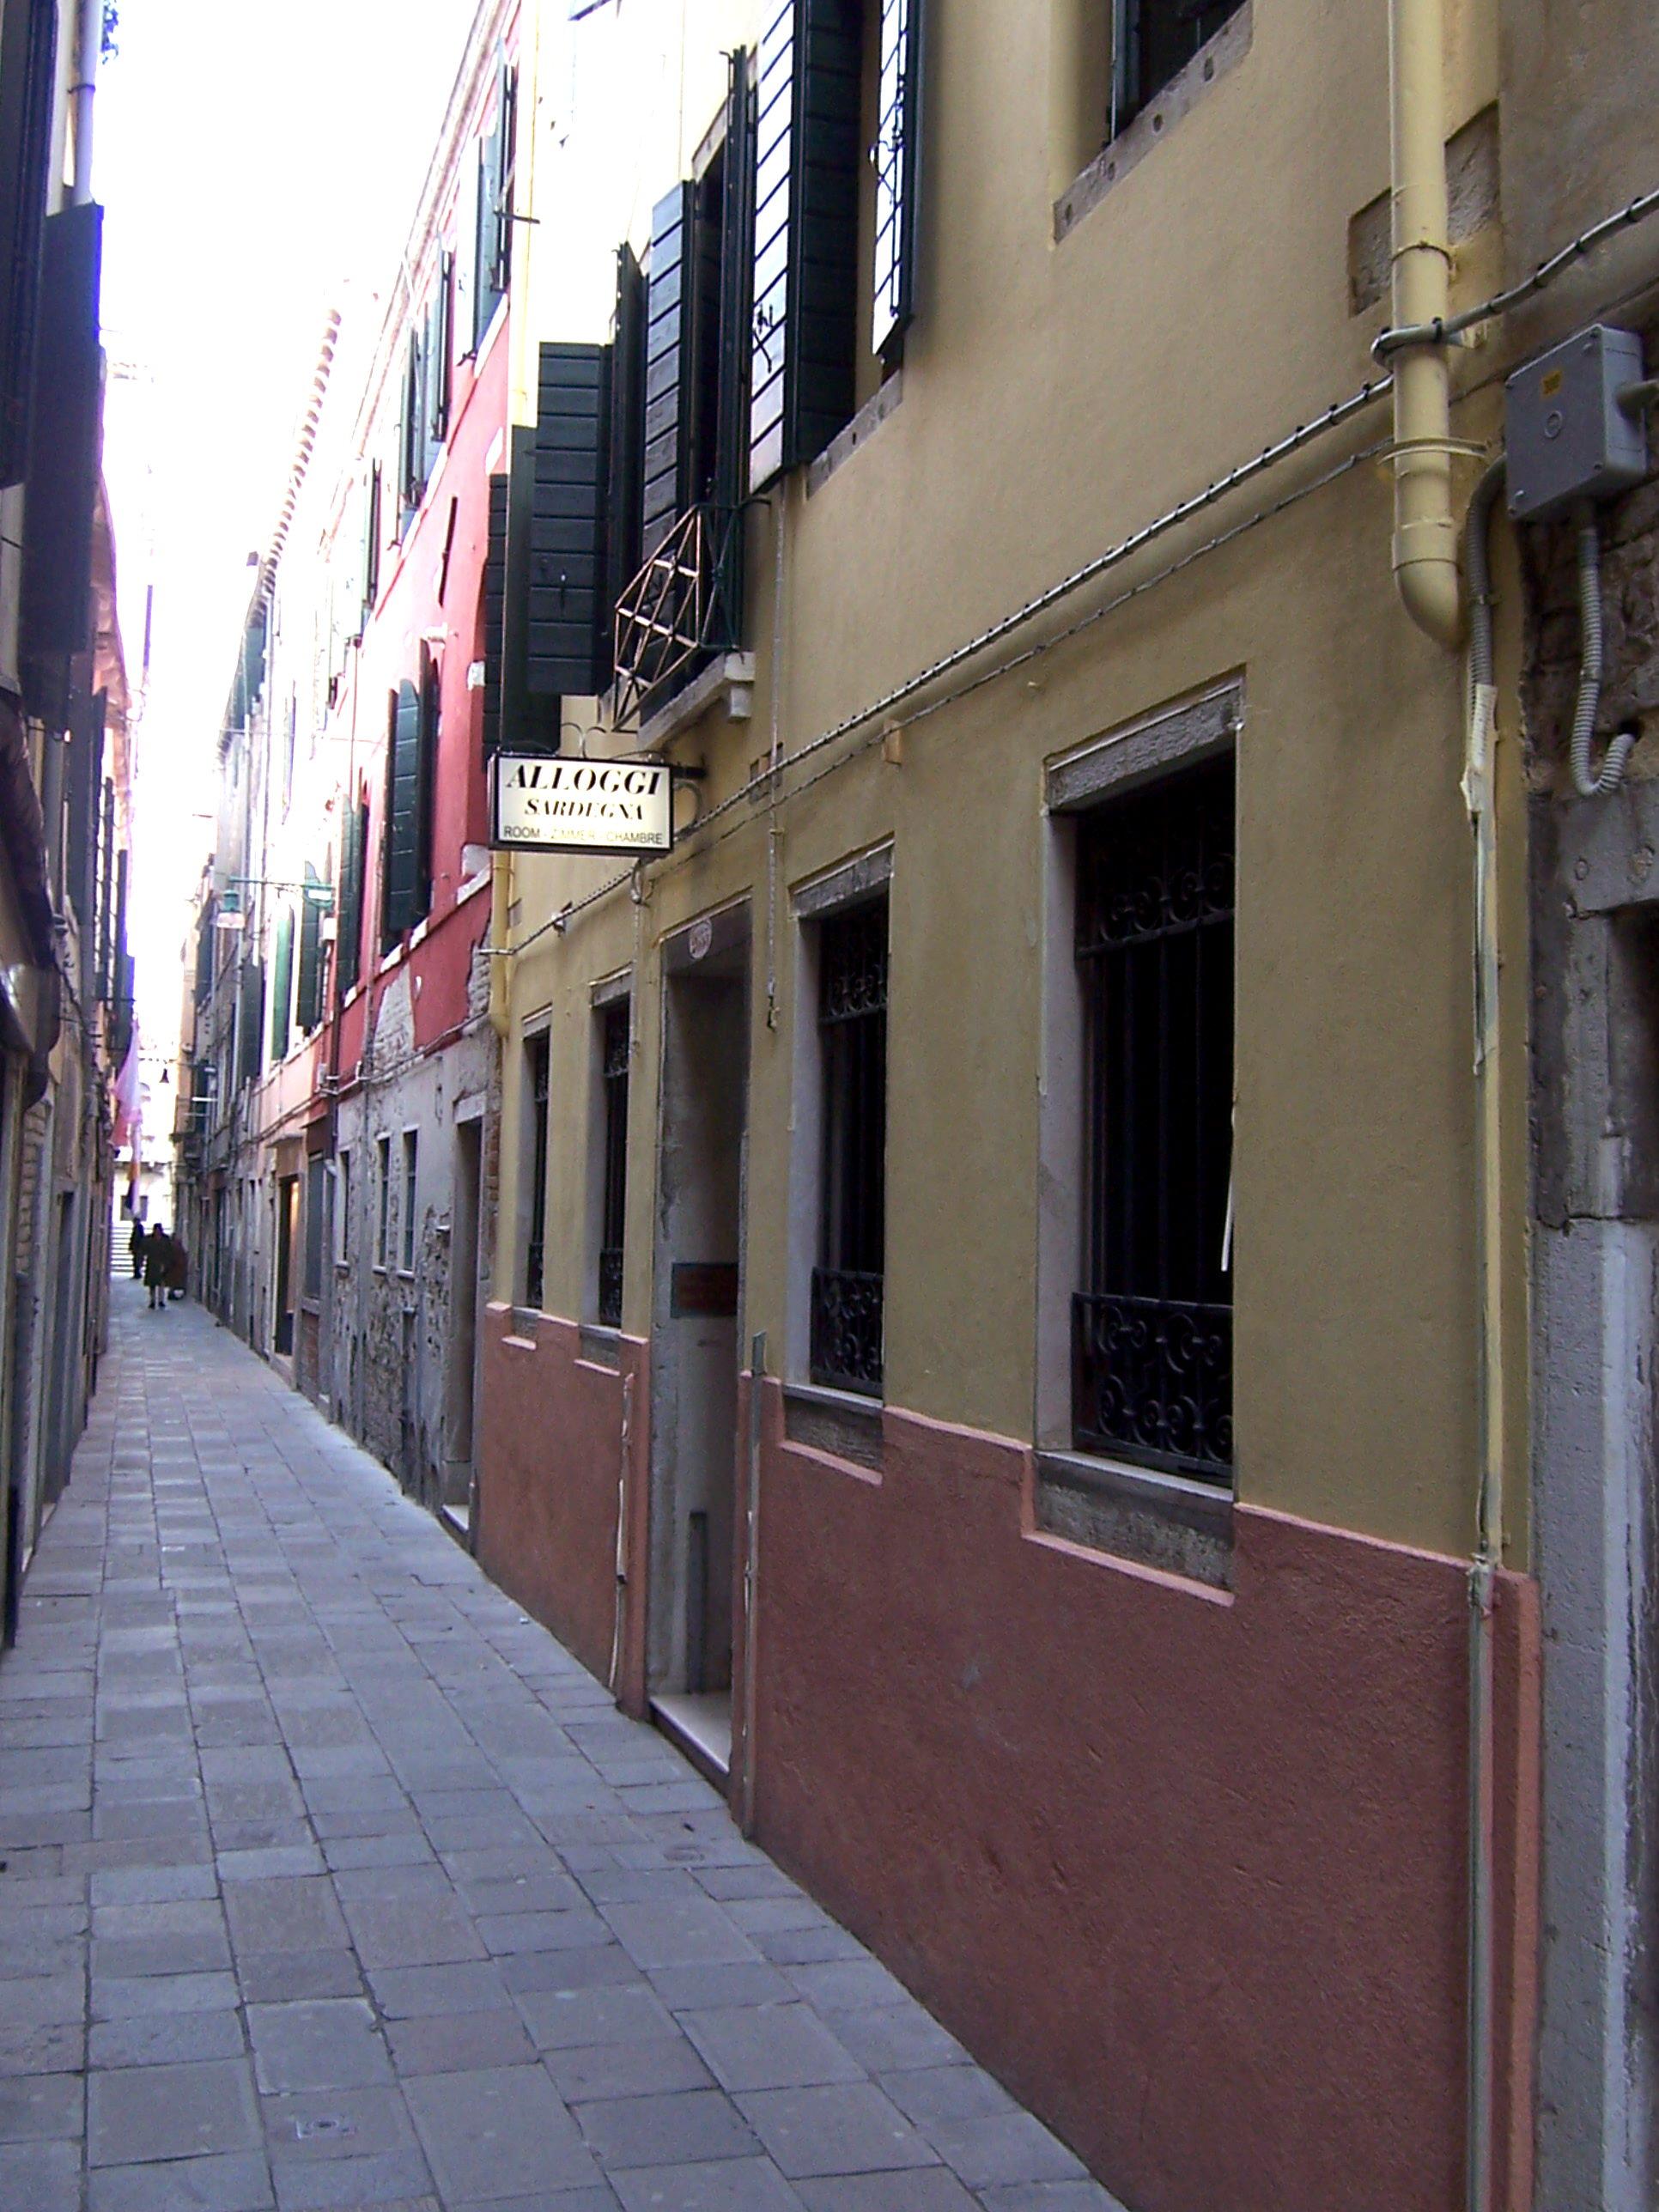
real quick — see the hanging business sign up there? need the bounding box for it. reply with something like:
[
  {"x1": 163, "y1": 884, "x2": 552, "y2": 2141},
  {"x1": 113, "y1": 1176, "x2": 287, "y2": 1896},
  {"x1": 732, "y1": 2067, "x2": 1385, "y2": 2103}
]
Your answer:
[{"x1": 489, "y1": 754, "x2": 674, "y2": 857}]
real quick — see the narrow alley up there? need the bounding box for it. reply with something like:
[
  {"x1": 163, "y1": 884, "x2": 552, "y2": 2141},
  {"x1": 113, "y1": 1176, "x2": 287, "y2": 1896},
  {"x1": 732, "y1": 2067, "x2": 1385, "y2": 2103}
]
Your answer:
[{"x1": 0, "y1": 1286, "x2": 1116, "y2": 2212}]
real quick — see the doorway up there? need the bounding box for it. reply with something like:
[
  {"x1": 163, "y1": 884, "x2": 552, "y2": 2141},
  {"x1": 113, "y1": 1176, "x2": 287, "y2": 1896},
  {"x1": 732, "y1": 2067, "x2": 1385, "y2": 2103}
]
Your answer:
[
  {"x1": 648, "y1": 902, "x2": 750, "y2": 1783},
  {"x1": 273, "y1": 1175, "x2": 299, "y2": 1357},
  {"x1": 445, "y1": 1115, "x2": 483, "y2": 1525}
]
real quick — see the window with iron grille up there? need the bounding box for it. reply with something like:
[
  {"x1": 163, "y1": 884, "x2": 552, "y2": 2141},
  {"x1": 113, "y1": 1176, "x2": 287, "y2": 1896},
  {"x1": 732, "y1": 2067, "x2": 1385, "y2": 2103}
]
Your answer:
[
  {"x1": 1112, "y1": 0, "x2": 1247, "y2": 135},
  {"x1": 597, "y1": 1001, "x2": 629, "y2": 1328},
  {"x1": 811, "y1": 896, "x2": 888, "y2": 1397},
  {"x1": 524, "y1": 1032, "x2": 550, "y2": 1311},
  {"x1": 376, "y1": 1134, "x2": 392, "y2": 1267},
  {"x1": 1073, "y1": 753, "x2": 1234, "y2": 1483}
]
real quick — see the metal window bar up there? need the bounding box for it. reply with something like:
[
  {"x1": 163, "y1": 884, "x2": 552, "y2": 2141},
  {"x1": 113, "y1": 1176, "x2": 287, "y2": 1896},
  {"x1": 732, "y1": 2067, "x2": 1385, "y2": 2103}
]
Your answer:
[
  {"x1": 598, "y1": 1001, "x2": 629, "y2": 1328},
  {"x1": 811, "y1": 899, "x2": 889, "y2": 1397},
  {"x1": 526, "y1": 1034, "x2": 550, "y2": 1312},
  {"x1": 1073, "y1": 755, "x2": 1234, "y2": 1483},
  {"x1": 612, "y1": 501, "x2": 743, "y2": 726}
]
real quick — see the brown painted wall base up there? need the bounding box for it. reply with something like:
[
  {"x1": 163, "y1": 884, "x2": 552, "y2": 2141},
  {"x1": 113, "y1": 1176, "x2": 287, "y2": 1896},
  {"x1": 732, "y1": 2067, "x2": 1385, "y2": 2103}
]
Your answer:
[
  {"x1": 476, "y1": 1305, "x2": 649, "y2": 1708},
  {"x1": 477, "y1": 1325, "x2": 1538, "y2": 2212},
  {"x1": 747, "y1": 1384, "x2": 1539, "y2": 2212}
]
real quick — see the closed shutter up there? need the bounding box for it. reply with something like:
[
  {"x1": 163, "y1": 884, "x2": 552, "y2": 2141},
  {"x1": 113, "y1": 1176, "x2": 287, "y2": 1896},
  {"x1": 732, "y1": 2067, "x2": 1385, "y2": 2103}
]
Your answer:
[
  {"x1": 295, "y1": 872, "x2": 323, "y2": 1033},
  {"x1": 607, "y1": 246, "x2": 646, "y2": 615},
  {"x1": 271, "y1": 910, "x2": 294, "y2": 1062},
  {"x1": 749, "y1": 0, "x2": 860, "y2": 489},
  {"x1": 99, "y1": 775, "x2": 116, "y2": 1000},
  {"x1": 416, "y1": 650, "x2": 439, "y2": 914},
  {"x1": 20, "y1": 202, "x2": 102, "y2": 709},
  {"x1": 0, "y1": 0, "x2": 58, "y2": 487},
  {"x1": 425, "y1": 254, "x2": 453, "y2": 463},
  {"x1": 528, "y1": 342, "x2": 611, "y2": 700},
  {"x1": 642, "y1": 182, "x2": 695, "y2": 560},
  {"x1": 382, "y1": 681, "x2": 422, "y2": 945},
  {"x1": 871, "y1": 0, "x2": 924, "y2": 357},
  {"x1": 483, "y1": 472, "x2": 507, "y2": 757}
]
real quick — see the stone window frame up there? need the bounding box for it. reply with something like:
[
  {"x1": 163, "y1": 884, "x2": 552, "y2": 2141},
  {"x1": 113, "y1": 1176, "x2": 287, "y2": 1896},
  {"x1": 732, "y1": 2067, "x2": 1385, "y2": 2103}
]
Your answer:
[
  {"x1": 1034, "y1": 681, "x2": 1241, "y2": 1588},
  {"x1": 518, "y1": 1008, "x2": 553, "y2": 1317},
  {"x1": 784, "y1": 842, "x2": 894, "y2": 1466},
  {"x1": 585, "y1": 969, "x2": 633, "y2": 1335}
]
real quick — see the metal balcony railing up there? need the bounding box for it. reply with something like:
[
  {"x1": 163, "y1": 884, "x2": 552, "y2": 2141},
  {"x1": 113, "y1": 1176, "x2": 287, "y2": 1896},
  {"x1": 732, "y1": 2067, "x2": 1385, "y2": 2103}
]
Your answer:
[{"x1": 612, "y1": 503, "x2": 742, "y2": 728}]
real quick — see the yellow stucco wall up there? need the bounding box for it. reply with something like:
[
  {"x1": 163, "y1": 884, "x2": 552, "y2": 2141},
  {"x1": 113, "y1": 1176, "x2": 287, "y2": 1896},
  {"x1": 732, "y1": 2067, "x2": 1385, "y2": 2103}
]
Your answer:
[{"x1": 494, "y1": 0, "x2": 1535, "y2": 1567}]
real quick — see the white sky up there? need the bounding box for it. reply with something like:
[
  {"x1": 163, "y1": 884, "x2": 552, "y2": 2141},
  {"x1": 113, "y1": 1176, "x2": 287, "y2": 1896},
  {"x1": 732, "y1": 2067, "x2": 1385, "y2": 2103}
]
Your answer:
[{"x1": 98, "y1": 1, "x2": 472, "y2": 1095}]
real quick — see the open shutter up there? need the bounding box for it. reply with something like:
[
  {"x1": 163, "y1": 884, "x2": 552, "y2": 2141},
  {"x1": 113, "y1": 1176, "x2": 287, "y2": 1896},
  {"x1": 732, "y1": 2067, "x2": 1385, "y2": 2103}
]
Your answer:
[
  {"x1": 239, "y1": 961, "x2": 265, "y2": 1089},
  {"x1": 0, "y1": 0, "x2": 58, "y2": 487},
  {"x1": 336, "y1": 804, "x2": 362, "y2": 1000},
  {"x1": 528, "y1": 342, "x2": 611, "y2": 700},
  {"x1": 383, "y1": 682, "x2": 422, "y2": 945},
  {"x1": 749, "y1": 0, "x2": 860, "y2": 489},
  {"x1": 715, "y1": 47, "x2": 757, "y2": 514},
  {"x1": 271, "y1": 909, "x2": 294, "y2": 1061},
  {"x1": 607, "y1": 246, "x2": 647, "y2": 617},
  {"x1": 362, "y1": 461, "x2": 381, "y2": 623},
  {"x1": 295, "y1": 871, "x2": 323, "y2": 1032},
  {"x1": 642, "y1": 183, "x2": 695, "y2": 560},
  {"x1": 416, "y1": 651, "x2": 438, "y2": 920},
  {"x1": 483, "y1": 472, "x2": 507, "y2": 757},
  {"x1": 454, "y1": 149, "x2": 481, "y2": 359},
  {"x1": 426, "y1": 254, "x2": 453, "y2": 463},
  {"x1": 872, "y1": 0, "x2": 923, "y2": 356}
]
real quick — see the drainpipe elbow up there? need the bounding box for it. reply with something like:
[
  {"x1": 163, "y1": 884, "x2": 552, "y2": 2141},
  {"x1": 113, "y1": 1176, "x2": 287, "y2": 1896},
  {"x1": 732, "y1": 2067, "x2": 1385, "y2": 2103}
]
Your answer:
[{"x1": 1394, "y1": 525, "x2": 1465, "y2": 651}]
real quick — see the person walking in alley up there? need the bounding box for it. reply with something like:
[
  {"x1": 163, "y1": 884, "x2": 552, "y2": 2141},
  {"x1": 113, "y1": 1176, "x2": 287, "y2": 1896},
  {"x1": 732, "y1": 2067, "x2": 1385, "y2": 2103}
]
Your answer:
[
  {"x1": 128, "y1": 1218, "x2": 146, "y2": 1279},
  {"x1": 165, "y1": 1229, "x2": 187, "y2": 1303},
  {"x1": 143, "y1": 1224, "x2": 172, "y2": 1310}
]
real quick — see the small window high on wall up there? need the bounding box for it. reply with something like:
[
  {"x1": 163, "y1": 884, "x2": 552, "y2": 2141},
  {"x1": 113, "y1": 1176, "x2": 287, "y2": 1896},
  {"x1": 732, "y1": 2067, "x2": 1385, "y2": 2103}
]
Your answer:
[{"x1": 1111, "y1": 0, "x2": 1246, "y2": 137}]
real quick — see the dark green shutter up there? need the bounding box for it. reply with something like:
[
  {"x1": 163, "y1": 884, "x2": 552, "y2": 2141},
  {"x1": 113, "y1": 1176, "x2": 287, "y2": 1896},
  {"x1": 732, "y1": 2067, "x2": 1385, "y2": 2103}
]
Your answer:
[
  {"x1": 426, "y1": 254, "x2": 453, "y2": 465},
  {"x1": 296, "y1": 870, "x2": 322, "y2": 1032},
  {"x1": 382, "y1": 682, "x2": 422, "y2": 945},
  {"x1": 0, "y1": 0, "x2": 58, "y2": 487},
  {"x1": 749, "y1": 0, "x2": 860, "y2": 489},
  {"x1": 715, "y1": 49, "x2": 757, "y2": 515},
  {"x1": 271, "y1": 910, "x2": 294, "y2": 1061},
  {"x1": 483, "y1": 472, "x2": 507, "y2": 757},
  {"x1": 642, "y1": 183, "x2": 695, "y2": 560},
  {"x1": 239, "y1": 960, "x2": 264, "y2": 1089},
  {"x1": 99, "y1": 775, "x2": 116, "y2": 1000},
  {"x1": 401, "y1": 330, "x2": 425, "y2": 514},
  {"x1": 872, "y1": 0, "x2": 923, "y2": 357},
  {"x1": 363, "y1": 461, "x2": 381, "y2": 623},
  {"x1": 607, "y1": 246, "x2": 647, "y2": 617},
  {"x1": 528, "y1": 342, "x2": 611, "y2": 699},
  {"x1": 20, "y1": 203, "x2": 102, "y2": 714},
  {"x1": 336, "y1": 804, "x2": 362, "y2": 1000},
  {"x1": 416, "y1": 652, "x2": 438, "y2": 916}
]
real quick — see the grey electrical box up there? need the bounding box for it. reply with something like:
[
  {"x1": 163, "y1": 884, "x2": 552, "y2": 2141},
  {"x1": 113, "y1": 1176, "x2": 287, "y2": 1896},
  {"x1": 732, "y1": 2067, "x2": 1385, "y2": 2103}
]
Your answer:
[{"x1": 1505, "y1": 325, "x2": 1650, "y2": 520}]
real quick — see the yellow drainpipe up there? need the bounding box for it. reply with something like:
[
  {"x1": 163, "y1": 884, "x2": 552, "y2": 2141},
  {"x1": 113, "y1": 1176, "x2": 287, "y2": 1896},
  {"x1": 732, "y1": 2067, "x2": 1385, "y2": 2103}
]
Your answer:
[{"x1": 1389, "y1": 0, "x2": 1462, "y2": 647}]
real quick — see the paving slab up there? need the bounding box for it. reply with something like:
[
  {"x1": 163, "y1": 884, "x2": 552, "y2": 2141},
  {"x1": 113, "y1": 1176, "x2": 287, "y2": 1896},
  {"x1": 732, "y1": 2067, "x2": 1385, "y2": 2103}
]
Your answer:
[{"x1": 0, "y1": 1291, "x2": 1124, "y2": 2211}]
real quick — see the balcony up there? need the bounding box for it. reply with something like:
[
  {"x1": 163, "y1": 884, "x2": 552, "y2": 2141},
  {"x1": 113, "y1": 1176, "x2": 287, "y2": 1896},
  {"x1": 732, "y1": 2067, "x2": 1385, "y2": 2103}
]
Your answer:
[{"x1": 612, "y1": 503, "x2": 744, "y2": 732}]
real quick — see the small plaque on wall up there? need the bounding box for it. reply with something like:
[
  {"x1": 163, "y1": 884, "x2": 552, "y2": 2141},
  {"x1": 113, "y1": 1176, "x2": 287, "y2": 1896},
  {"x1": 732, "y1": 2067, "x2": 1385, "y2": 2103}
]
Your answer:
[{"x1": 671, "y1": 1262, "x2": 739, "y2": 1319}]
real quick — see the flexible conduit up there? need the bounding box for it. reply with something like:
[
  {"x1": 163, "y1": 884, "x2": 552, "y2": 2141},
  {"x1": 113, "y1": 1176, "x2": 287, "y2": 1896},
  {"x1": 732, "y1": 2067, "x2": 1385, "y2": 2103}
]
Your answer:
[{"x1": 1566, "y1": 507, "x2": 1637, "y2": 798}]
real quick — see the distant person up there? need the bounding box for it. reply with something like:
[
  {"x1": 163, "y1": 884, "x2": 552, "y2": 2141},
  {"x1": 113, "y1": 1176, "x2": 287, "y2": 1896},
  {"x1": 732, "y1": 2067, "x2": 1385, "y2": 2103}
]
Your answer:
[
  {"x1": 166, "y1": 1231, "x2": 188, "y2": 1303},
  {"x1": 129, "y1": 1219, "x2": 146, "y2": 1279},
  {"x1": 143, "y1": 1225, "x2": 172, "y2": 1310}
]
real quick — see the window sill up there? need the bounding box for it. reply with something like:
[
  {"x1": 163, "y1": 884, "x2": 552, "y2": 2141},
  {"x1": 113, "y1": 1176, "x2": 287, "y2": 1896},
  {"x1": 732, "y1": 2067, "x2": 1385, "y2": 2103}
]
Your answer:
[
  {"x1": 783, "y1": 1381, "x2": 884, "y2": 1474},
  {"x1": 578, "y1": 1323, "x2": 623, "y2": 1372},
  {"x1": 1033, "y1": 1449, "x2": 1233, "y2": 1590},
  {"x1": 637, "y1": 652, "x2": 756, "y2": 754},
  {"x1": 1054, "y1": 2, "x2": 1253, "y2": 245}
]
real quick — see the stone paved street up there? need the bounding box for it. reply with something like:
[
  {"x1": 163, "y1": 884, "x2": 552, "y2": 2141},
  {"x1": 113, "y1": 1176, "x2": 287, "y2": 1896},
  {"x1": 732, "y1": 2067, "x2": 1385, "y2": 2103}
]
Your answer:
[{"x1": 0, "y1": 1287, "x2": 1120, "y2": 2212}]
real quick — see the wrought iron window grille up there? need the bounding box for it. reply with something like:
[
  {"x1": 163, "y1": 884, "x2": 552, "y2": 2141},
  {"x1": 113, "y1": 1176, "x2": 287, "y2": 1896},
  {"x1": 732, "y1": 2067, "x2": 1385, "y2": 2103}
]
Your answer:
[
  {"x1": 810, "y1": 899, "x2": 889, "y2": 1399},
  {"x1": 612, "y1": 501, "x2": 743, "y2": 728},
  {"x1": 597, "y1": 1001, "x2": 630, "y2": 1329},
  {"x1": 1073, "y1": 755, "x2": 1235, "y2": 1485}
]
